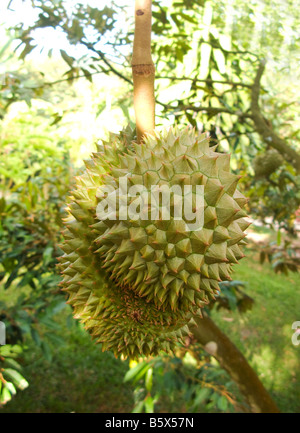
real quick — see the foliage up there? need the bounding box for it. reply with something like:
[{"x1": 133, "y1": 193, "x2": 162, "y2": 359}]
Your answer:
[
  {"x1": 0, "y1": 309, "x2": 134, "y2": 413},
  {"x1": 0, "y1": 124, "x2": 74, "y2": 404},
  {"x1": 0, "y1": 37, "x2": 46, "y2": 116},
  {"x1": 7, "y1": 0, "x2": 300, "y2": 231},
  {"x1": 12, "y1": 0, "x2": 118, "y2": 83},
  {"x1": 124, "y1": 352, "x2": 239, "y2": 413},
  {"x1": 0, "y1": 345, "x2": 28, "y2": 407},
  {"x1": 209, "y1": 280, "x2": 254, "y2": 313},
  {"x1": 259, "y1": 239, "x2": 300, "y2": 274},
  {"x1": 247, "y1": 166, "x2": 300, "y2": 233},
  {"x1": 0, "y1": 143, "x2": 71, "y2": 292}
]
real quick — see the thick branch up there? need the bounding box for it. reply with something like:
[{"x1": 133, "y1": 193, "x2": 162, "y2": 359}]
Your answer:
[
  {"x1": 160, "y1": 103, "x2": 240, "y2": 117},
  {"x1": 191, "y1": 314, "x2": 280, "y2": 413},
  {"x1": 132, "y1": 0, "x2": 155, "y2": 143},
  {"x1": 250, "y1": 61, "x2": 300, "y2": 173},
  {"x1": 178, "y1": 105, "x2": 236, "y2": 116},
  {"x1": 156, "y1": 76, "x2": 252, "y2": 89}
]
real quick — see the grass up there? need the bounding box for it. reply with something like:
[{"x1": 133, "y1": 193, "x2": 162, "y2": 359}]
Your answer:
[
  {"x1": 0, "y1": 315, "x2": 134, "y2": 413},
  {"x1": 0, "y1": 246, "x2": 299, "y2": 413},
  {"x1": 211, "y1": 248, "x2": 300, "y2": 413}
]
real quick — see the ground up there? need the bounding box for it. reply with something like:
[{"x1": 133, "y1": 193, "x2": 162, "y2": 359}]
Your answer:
[{"x1": 212, "y1": 251, "x2": 300, "y2": 413}]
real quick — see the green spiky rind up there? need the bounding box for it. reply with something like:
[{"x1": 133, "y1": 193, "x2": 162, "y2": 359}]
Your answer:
[
  {"x1": 253, "y1": 149, "x2": 284, "y2": 178},
  {"x1": 59, "y1": 126, "x2": 249, "y2": 359},
  {"x1": 93, "y1": 128, "x2": 249, "y2": 311},
  {"x1": 59, "y1": 214, "x2": 196, "y2": 359},
  {"x1": 59, "y1": 127, "x2": 196, "y2": 358},
  {"x1": 59, "y1": 264, "x2": 195, "y2": 358}
]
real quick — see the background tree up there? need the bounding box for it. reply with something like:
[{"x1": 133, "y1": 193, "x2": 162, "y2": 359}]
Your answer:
[
  {"x1": 7, "y1": 0, "x2": 300, "y2": 232},
  {"x1": 0, "y1": 0, "x2": 299, "y2": 413}
]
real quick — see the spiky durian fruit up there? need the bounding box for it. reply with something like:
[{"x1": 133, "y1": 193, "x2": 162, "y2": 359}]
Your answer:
[
  {"x1": 253, "y1": 149, "x2": 284, "y2": 178},
  {"x1": 59, "y1": 127, "x2": 249, "y2": 359}
]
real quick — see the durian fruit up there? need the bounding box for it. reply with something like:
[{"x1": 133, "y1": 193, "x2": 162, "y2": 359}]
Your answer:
[
  {"x1": 253, "y1": 149, "x2": 284, "y2": 178},
  {"x1": 59, "y1": 127, "x2": 249, "y2": 359}
]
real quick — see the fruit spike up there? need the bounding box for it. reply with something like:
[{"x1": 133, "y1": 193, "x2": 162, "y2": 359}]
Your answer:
[{"x1": 59, "y1": 125, "x2": 249, "y2": 359}]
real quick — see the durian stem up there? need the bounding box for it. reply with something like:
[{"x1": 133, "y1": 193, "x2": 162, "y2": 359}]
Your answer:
[
  {"x1": 132, "y1": 0, "x2": 155, "y2": 143},
  {"x1": 191, "y1": 314, "x2": 280, "y2": 413}
]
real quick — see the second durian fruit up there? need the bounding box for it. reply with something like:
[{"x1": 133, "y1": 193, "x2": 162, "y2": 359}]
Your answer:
[
  {"x1": 253, "y1": 149, "x2": 284, "y2": 178},
  {"x1": 59, "y1": 127, "x2": 249, "y2": 358}
]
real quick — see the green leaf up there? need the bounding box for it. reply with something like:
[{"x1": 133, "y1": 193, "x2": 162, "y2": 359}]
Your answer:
[
  {"x1": 50, "y1": 114, "x2": 63, "y2": 126},
  {"x1": 179, "y1": 12, "x2": 197, "y2": 24},
  {"x1": 144, "y1": 396, "x2": 154, "y2": 413},
  {"x1": 31, "y1": 329, "x2": 42, "y2": 347},
  {"x1": 49, "y1": 299, "x2": 67, "y2": 316},
  {"x1": 217, "y1": 395, "x2": 228, "y2": 411},
  {"x1": 0, "y1": 345, "x2": 22, "y2": 358},
  {"x1": 145, "y1": 367, "x2": 153, "y2": 392},
  {"x1": 0, "y1": 387, "x2": 12, "y2": 405},
  {"x1": 124, "y1": 361, "x2": 148, "y2": 383},
  {"x1": 4, "y1": 358, "x2": 22, "y2": 371},
  {"x1": 175, "y1": 46, "x2": 184, "y2": 63},
  {"x1": 132, "y1": 364, "x2": 152, "y2": 384},
  {"x1": 60, "y1": 50, "x2": 74, "y2": 67},
  {"x1": 41, "y1": 341, "x2": 52, "y2": 362},
  {"x1": 3, "y1": 369, "x2": 29, "y2": 390},
  {"x1": 260, "y1": 251, "x2": 266, "y2": 264},
  {"x1": 194, "y1": 387, "x2": 211, "y2": 408},
  {"x1": 0, "y1": 197, "x2": 6, "y2": 213},
  {"x1": 43, "y1": 246, "x2": 54, "y2": 266},
  {"x1": 81, "y1": 68, "x2": 93, "y2": 83},
  {"x1": 39, "y1": 316, "x2": 61, "y2": 331},
  {"x1": 277, "y1": 230, "x2": 281, "y2": 246},
  {"x1": 44, "y1": 332, "x2": 65, "y2": 346},
  {"x1": 132, "y1": 401, "x2": 144, "y2": 413},
  {"x1": 5, "y1": 381, "x2": 17, "y2": 396}
]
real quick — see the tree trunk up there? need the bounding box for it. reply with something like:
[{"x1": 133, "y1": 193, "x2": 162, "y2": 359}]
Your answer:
[{"x1": 191, "y1": 314, "x2": 280, "y2": 413}]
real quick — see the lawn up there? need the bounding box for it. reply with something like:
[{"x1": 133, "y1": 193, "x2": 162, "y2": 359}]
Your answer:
[
  {"x1": 1, "y1": 248, "x2": 299, "y2": 413},
  {"x1": 212, "y1": 249, "x2": 300, "y2": 413}
]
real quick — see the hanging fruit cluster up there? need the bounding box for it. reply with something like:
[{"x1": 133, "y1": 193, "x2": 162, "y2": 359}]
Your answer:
[{"x1": 59, "y1": 127, "x2": 249, "y2": 358}]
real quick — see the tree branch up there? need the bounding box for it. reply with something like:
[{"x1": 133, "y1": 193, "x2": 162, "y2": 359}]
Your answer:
[
  {"x1": 44, "y1": 70, "x2": 108, "y2": 87},
  {"x1": 160, "y1": 103, "x2": 241, "y2": 117},
  {"x1": 82, "y1": 41, "x2": 133, "y2": 85},
  {"x1": 250, "y1": 60, "x2": 300, "y2": 173},
  {"x1": 191, "y1": 313, "x2": 280, "y2": 413},
  {"x1": 155, "y1": 76, "x2": 252, "y2": 89}
]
